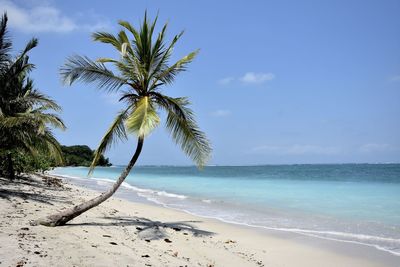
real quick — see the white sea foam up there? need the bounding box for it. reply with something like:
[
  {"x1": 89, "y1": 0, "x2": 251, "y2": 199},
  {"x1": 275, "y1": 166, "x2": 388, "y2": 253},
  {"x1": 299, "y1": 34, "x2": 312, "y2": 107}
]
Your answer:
[
  {"x1": 156, "y1": 191, "x2": 187, "y2": 199},
  {"x1": 121, "y1": 182, "x2": 154, "y2": 193},
  {"x1": 112, "y1": 180, "x2": 189, "y2": 200},
  {"x1": 93, "y1": 177, "x2": 115, "y2": 183},
  {"x1": 144, "y1": 197, "x2": 165, "y2": 205},
  {"x1": 160, "y1": 206, "x2": 400, "y2": 257},
  {"x1": 48, "y1": 173, "x2": 85, "y2": 180},
  {"x1": 52, "y1": 171, "x2": 188, "y2": 202}
]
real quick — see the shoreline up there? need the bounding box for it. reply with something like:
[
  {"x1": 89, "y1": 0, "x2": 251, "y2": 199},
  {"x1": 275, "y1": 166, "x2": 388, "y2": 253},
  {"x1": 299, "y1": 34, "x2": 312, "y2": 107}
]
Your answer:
[
  {"x1": 0, "y1": 174, "x2": 398, "y2": 266},
  {"x1": 50, "y1": 169, "x2": 400, "y2": 258}
]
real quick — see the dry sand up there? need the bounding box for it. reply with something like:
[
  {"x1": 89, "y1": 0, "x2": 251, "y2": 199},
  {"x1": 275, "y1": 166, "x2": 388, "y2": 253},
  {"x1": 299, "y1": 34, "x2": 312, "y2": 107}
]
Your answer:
[{"x1": 0, "y1": 174, "x2": 398, "y2": 267}]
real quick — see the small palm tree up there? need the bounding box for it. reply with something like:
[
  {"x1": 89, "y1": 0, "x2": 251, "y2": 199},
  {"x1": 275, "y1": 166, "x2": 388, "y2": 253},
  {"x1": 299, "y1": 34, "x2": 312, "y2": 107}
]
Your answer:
[
  {"x1": 0, "y1": 13, "x2": 65, "y2": 179},
  {"x1": 37, "y1": 12, "x2": 211, "y2": 226}
]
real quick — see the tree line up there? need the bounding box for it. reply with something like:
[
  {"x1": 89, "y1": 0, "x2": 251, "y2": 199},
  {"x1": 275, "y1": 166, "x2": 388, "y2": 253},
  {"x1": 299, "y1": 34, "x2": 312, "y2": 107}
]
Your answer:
[{"x1": 61, "y1": 145, "x2": 111, "y2": 167}]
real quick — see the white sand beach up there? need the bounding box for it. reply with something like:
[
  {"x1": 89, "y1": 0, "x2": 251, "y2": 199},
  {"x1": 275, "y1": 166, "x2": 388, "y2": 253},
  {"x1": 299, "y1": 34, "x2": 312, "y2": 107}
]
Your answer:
[{"x1": 0, "y1": 175, "x2": 398, "y2": 267}]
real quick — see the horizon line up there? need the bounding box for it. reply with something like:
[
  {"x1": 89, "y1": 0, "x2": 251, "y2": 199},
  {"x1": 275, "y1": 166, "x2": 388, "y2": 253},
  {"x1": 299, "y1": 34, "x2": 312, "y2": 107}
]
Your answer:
[{"x1": 104, "y1": 162, "x2": 400, "y2": 167}]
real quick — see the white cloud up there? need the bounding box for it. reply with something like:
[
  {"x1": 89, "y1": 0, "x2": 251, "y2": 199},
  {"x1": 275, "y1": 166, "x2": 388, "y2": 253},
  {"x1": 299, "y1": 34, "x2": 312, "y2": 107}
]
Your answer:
[
  {"x1": 218, "y1": 72, "x2": 275, "y2": 86},
  {"x1": 211, "y1": 109, "x2": 231, "y2": 117},
  {"x1": 390, "y1": 75, "x2": 400, "y2": 82},
  {"x1": 0, "y1": 0, "x2": 110, "y2": 33},
  {"x1": 250, "y1": 144, "x2": 341, "y2": 155},
  {"x1": 218, "y1": 77, "x2": 234, "y2": 85},
  {"x1": 240, "y1": 72, "x2": 275, "y2": 84},
  {"x1": 359, "y1": 143, "x2": 393, "y2": 153}
]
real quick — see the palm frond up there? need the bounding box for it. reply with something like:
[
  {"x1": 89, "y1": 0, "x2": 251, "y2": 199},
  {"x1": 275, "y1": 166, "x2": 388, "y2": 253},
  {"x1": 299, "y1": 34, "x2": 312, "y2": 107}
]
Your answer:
[
  {"x1": 89, "y1": 107, "x2": 130, "y2": 175},
  {"x1": 0, "y1": 115, "x2": 30, "y2": 128},
  {"x1": 118, "y1": 20, "x2": 141, "y2": 52},
  {"x1": 92, "y1": 32, "x2": 122, "y2": 51},
  {"x1": 21, "y1": 127, "x2": 64, "y2": 165},
  {"x1": 117, "y1": 30, "x2": 134, "y2": 57},
  {"x1": 3, "y1": 38, "x2": 38, "y2": 74},
  {"x1": 18, "y1": 89, "x2": 62, "y2": 112},
  {"x1": 125, "y1": 96, "x2": 160, "y2": 137},
  {"x1": 31, "y1": 111, "x2": 66, "y2": 131},
  {"x1": 5, "y1": 53, "x2": 35, "y2": 83},
  {"x1": 151, "y1": 49, "x2": 199, "y2": 89},
  {"x1": 41, "y1": 129, "x2": 64, "y2": 165},
  {"x1": 0, "y1": 111, "x2": 66, "y2": 132},
  {"x1": 0, "y1": 13, "x2": 12, "y2": 68},
  {"x1": 20, "y1": 38, "x2": 38, "y2": 58},
  {"x1": 148, "y1": 30, "x2": 184, "y2": 83},
  {"x1": 152, "y1": 93, "x2": 211, "y2": 167},
  {"x1": 60, "y1": 55, "x2": 127, "y2": 92},
  {"x1": 96, "y1": 57, "x2": 141, "y2": 91},
  {"x1": 118, "y1": 91, "x2": 139, "y2": 104}
]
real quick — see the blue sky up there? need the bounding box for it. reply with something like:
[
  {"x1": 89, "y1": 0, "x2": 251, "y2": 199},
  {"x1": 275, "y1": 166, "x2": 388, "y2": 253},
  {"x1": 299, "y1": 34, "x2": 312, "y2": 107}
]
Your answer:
[{"x1": 1, "y1": 0, "x2": 399, "y2": 165}]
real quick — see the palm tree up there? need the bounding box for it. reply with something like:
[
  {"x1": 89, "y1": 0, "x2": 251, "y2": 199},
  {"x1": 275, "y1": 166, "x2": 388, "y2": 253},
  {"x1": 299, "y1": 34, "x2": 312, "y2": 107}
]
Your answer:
[
  {"x1": 36, "y1": 12, "x2": 211, "y2": 226},
  {"x1": 0, "y1": 13, "x2": 12, "y2": 71},
  {"x1": 0, "y1": 13, "x2": 65, "y2": 179}
]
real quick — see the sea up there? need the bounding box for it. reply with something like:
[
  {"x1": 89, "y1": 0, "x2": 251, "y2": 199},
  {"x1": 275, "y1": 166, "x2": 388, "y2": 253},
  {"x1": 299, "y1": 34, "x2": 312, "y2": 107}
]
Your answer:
[{"x1": 49, "y1": 164, "x2": 400, "y2": 256}]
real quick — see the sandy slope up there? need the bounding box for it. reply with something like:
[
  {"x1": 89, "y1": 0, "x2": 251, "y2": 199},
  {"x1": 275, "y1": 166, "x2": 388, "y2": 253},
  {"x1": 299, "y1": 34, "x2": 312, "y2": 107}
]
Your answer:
[{"x1": 0, "y1": 174, "x2": 397, "y2": 267}]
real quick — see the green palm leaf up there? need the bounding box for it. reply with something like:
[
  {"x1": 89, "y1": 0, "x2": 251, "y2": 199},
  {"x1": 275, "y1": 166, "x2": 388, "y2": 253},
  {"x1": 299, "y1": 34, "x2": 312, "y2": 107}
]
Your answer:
[
  {"x1": 89, "y1": 107, "x2": 130, "y2": 175},
  {"x1": 152, "y1": 93, "x2": 211, "y2": 167},
  {"x1": 61, "y1": 55, "x2": 126, "y2": 92},
  {"x1": 92, "y1": 32, "x2": 122, "y2": 51},
  {"x1": 151, "y1": 49, "x2": 199, "y2": 89},
  {"x1": 125, "y1": 96, "x2": 160, "y2": 137},
  {"x1": 23, "y1": 90, "x2": 62, "y2": 112},
  {"x1": 0, "y1": 13, "x2": 12, "y2": 68}
]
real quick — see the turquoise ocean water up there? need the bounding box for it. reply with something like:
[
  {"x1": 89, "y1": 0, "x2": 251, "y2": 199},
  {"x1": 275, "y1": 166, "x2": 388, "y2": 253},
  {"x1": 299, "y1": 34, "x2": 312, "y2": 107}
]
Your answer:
[{"x1": 50, "y1": 164, "x2": 400, "y2": 256}]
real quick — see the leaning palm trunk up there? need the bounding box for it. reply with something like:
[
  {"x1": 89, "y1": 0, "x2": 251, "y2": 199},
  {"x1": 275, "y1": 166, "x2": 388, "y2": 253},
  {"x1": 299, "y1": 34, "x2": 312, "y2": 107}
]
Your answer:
[
  {"x1": 43, "y1": 13, "x2": 211, "y2": 227},
  {"x1": 36, "y1": 137, "x2": 143, "y2": 226}
]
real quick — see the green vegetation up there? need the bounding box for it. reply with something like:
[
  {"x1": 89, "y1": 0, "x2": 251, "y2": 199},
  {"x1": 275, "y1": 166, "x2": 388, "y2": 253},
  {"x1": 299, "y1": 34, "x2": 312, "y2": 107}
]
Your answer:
[
  {"x1": 0, "y1": 13, "x2": 65, "y2": 179},
  {"x1": 61, "y1": 145, "x2": 111, "y2": 167},
  {"x1": 0, "y1": 144, "x2": 111, "y2": 177},
  {"x1": 39, "y1": 12, "x2": 211, "y2": 226},
  {"x1": 0, "y1": 150, "x2": 55, "y2": 176}
]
